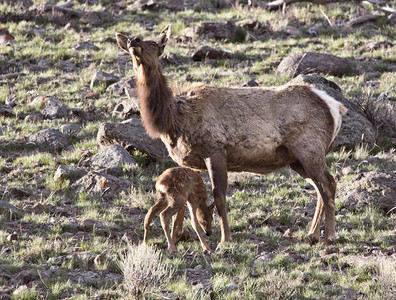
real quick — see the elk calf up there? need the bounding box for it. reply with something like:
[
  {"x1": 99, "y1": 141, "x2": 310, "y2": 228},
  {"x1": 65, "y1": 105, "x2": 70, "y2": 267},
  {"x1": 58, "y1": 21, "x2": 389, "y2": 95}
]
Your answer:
[{"x1": 144, "y1": 167, "x2": 215, "y2": 252}]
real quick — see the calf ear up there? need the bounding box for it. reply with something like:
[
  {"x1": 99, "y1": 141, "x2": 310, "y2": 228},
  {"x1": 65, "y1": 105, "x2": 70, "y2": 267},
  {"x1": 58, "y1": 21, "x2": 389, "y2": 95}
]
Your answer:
[
  {"x1": 115, "y1": 33, "x2": 129, "y2": 53},
  {"x1": 158, "y1": 24, "x2": 171, "y2": 56}
]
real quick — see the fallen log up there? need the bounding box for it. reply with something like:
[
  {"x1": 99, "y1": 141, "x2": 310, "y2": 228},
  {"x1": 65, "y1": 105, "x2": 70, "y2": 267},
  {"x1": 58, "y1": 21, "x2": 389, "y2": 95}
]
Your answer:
[{"x1": 42, "y1": 0, "x2": 85, "y2": 17}]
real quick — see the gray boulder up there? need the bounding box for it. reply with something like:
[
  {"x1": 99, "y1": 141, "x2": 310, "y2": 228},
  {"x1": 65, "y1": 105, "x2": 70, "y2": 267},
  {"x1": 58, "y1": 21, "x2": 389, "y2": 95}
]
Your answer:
[
  {"x1": 70, "y1": 171, "x2": 131, "y2": 199},
  {"x1": 339, "y1": 171, "x2": 396, "y2": 214},
  {"x1": 112, "y1": 98, "x2": 140, "y2": 119},
  {"x1": 277, "y1": 52, "x2": 352, "y2": 77},
  {"x1": 91, "y1": 144, "x2": 136, "y2": 175},
  {"x1": 288, "y1": 74, "x2": 375, "y2": 150},
  {"x1": 28, "y1": 129, "x2": 67, "y2": 151},
  {"x1": 54, "y1": 165, "x2": 87, "y2": 182},
  {"x1": 90, "y1": 71, "x2": 120, "y2": 90},
  {"x1": 193, "y1": 21, "x2": 245, "y2": 42},
  {"x1": 97, "y1": 118, "x2": 168, "y2": 160},
  {"x1": 106, "y1": 77, "x2": 136, "y2": 96},
  {"x1": 42, "y1": 103, "x2": 68, "y2": 119}
]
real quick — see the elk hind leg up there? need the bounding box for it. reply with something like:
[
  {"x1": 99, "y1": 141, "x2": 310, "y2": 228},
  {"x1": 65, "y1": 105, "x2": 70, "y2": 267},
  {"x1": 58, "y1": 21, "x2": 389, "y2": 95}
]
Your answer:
[
  {"x1": 291, "y1": 159, "x2": 336, "y2": 245},
  {"x1": 204, "y1": 152, "x2": 230, "y2": 244}
]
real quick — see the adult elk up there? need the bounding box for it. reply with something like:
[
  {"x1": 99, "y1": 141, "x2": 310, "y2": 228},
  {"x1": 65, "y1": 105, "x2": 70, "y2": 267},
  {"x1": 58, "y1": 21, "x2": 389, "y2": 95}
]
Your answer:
[{"x1": 116, "y1": 25, "x2": 347, "y2": 247}]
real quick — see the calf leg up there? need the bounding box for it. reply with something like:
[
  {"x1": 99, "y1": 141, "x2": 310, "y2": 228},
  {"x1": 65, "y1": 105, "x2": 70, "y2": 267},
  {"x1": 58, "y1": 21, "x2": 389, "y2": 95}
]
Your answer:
[
  {"x1": 204, "y1": 152, "x2": 230, "y2": 244},
  {"x1": 171, "y1": 205, "x2": 186, "y2": 243},
  {"x1": 144, "y1": 195, "x2": 167, "y2": 243},
  {"x1": 160, "y1": 206, "x2": 179, "y2": 252}
]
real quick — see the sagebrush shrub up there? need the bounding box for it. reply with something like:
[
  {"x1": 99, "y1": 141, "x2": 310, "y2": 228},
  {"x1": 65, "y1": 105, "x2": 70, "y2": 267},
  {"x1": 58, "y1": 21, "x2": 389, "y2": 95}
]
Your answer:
[{"x1": 119, "y1": 242, "x2": 171, "y2": 298}]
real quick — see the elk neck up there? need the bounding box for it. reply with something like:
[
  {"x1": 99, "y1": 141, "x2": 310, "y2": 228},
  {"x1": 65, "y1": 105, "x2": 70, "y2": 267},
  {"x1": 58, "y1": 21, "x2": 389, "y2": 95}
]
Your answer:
[{"x1": 136, "y1": 63, "x2": 176, "y2": 139}]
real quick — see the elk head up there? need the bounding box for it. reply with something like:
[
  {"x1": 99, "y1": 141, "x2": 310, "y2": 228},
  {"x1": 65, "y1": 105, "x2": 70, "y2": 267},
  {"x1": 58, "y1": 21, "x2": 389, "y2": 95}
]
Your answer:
[{"x1": 115, "y1": 25, "x2": 171, "y2": 71}]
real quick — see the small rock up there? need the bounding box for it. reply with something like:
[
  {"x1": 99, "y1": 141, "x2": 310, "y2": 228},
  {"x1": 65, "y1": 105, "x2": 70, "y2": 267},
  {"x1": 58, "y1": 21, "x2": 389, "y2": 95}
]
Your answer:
[
  {"x1": 319, "y1": 247, "x2": 339, "y2": 257},
  {"x1": 24, "y1": 114, "x2": 42, "y2": 123},
  {"x1": 82, "y1": 218, "x2": 102, "y2": 228},
  {"x1": 193, "y1": 264, "x2": 203, "y2": 272},
  {"x1": 90, "y1": 71, "x2": 120, "y2": 90},
  {"x1": 85, "y1": 92, "x2": 100, "y2": 99},
  {"x1": 12, "y1": 285, "x2": 28, "y2": 296},
  {"x1": 60, "y1": 124, "x2": 82, "y2": 136},
  {"x1": 0, "y1": 293, "x2": 11, "y2": 300},
  {"x1": 307, "y1": 24, "x2": 321, "y2": 36},
  {"x1": 58, "y1": 60, "x2": 76, "y2": 72},
  {"x1": 0, "y1": 105, "x2": 13, "y2": 117},
  {"x1": 31, "y1": 203, "x2": 54, "y2": 214},
  {"x1": 7, "y1": 187, "x2": 31, "y2": 199},
  {"x1": 54, "y1": 165, "x2": 87, "y2": 182},
  {"x1": 30, "y1": 96, "x2": 60, "y2": 108},
  {"x1": 282, "y1": 228, "x2": 295, "y2": 238},
  {"x1": 239, "y1": 80, "x2": 259, "y2": 87},
  {"x1": 42, "y1": 103, "x2": 68, "y2": 119},
  {"x1": 7, "y1": 232, "x2": 18, "y2": 242},
  {"x1": 224, "y1": 282, "x2": 238, "y2": 292},
  {"x1": 362, "y1": 217, "x2": 372, "y2": 227},
  {"x1": 75, "y1": 41, "x2": 99, "y2": 51},
  {"x1": 282, "y1": 25, "x2": 302, "y2": 36},
  {"x1": 191, "y1": 46, "x2": 232, "y2": 61},
  {"x1": 80, "y1": 12, "x2": 102, "y2": 26},
  {"x1": 253, "y1": 253, "x2": 274, "y2": 266}
]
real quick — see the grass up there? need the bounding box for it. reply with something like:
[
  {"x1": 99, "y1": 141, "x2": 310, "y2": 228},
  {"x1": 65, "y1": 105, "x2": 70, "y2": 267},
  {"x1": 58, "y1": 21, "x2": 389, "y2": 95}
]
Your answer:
[{"x1": 0, "y1": 0, "x2": 395, "y2": 299}]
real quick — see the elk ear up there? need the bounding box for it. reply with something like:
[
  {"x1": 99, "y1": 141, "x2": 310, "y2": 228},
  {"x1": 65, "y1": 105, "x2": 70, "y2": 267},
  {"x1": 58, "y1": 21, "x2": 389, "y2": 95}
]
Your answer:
[
  {"x1": 115, "y1": 33, "x2": 129, "y2": 53},
  {"x1": 158, "y1": 24, "x2": 171, "y2": 56}
]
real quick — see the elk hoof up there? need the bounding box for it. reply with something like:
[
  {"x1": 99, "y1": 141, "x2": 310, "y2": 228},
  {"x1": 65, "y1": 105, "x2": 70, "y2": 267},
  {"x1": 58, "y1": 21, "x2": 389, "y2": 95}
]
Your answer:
[
  {"x1": 204, "y1": 249, "x2": 212, "y2": 256},
  {"x1": 306, "y1": 234, "x2": 319, "y2": 245}
]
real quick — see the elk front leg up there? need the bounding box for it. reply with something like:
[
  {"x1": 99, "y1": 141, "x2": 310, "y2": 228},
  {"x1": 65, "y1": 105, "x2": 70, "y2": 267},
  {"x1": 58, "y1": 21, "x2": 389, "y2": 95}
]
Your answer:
[{"x1": 204, "y1": 152, "x2": 231, "y2": 244}]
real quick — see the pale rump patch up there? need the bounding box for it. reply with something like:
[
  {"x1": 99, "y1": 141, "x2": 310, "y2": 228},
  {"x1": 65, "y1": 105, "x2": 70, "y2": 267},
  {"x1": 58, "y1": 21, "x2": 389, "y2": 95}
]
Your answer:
[
  {"x1": 311, "y1": 88, "x2": 347, "y2": 143},
  {"x1": 156, "y1": 183, "x2": 166, "y2": 194}
]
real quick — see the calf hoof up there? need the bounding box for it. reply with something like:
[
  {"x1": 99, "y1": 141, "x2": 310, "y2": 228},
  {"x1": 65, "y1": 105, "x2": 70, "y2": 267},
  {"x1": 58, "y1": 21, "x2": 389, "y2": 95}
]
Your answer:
[{"x1": 306, "y1": 234, "x2": 319, "y2": 245}]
